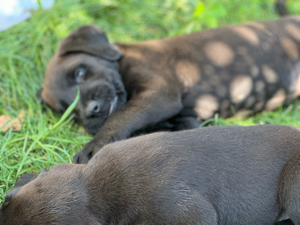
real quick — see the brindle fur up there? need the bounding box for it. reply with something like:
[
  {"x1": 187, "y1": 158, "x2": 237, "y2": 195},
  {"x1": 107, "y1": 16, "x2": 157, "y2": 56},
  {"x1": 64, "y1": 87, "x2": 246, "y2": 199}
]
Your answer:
[{"x1": 40, "y1": 5, "x2": 300, "y2": 163}]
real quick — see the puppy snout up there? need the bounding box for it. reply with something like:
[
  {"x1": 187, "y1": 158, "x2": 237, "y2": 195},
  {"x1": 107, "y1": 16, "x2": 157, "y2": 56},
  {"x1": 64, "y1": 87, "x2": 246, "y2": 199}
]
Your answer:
[{"x1": 86, "y1": 101, "x2": 101, "y2": 117}]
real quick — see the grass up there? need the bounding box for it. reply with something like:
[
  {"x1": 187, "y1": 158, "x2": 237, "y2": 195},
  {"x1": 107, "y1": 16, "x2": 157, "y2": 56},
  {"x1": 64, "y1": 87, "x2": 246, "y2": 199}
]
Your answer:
[{"x1": 0, "y1": 0, "x2": 300, "y2": 202}]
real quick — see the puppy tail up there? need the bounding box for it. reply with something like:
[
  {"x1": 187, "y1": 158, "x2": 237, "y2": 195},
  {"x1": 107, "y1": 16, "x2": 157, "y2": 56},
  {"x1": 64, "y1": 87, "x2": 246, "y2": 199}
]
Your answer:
[{"x1": 276, "y1": 0, "x2": 289, "y2": 17}]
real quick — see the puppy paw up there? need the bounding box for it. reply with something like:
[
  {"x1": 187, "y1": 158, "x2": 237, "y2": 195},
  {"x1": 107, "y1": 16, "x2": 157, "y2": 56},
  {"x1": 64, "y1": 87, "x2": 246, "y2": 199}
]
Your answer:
[{"x1": 73, "y1": 141, "x2": 101, "y2": 164}]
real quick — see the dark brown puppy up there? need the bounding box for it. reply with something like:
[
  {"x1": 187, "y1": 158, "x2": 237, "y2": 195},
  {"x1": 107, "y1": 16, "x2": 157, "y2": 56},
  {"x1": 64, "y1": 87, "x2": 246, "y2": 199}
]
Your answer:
[
  {"x1": 39, "y1": 16, "x2": 300, "y2": 163},
  {"x1": 1, "y1": 125, "x2": 300, "y2": 225}
]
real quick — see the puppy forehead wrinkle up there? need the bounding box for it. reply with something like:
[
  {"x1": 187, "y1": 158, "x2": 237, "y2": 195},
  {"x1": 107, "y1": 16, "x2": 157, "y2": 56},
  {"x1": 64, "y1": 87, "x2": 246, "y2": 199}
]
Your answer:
[
  {"x1": 56, "y1": 53, "x2": 97, "y2": 73},
  {"x1": 57, "y1": 53, "x2": 115, "y2": 81}
]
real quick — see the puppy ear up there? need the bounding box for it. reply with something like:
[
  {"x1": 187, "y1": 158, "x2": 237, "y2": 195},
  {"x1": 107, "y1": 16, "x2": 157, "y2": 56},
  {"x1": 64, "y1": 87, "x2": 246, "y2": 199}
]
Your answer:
[
  {"x1": 58, "y1": 25, "x2": 121, "y2": 61},
  {"x1": 14, "y1": 173, "x2": 38, "y2": 189},
  {"x1": 1, "y1": 188, "x2": 19, "y2": 208},
  {"x1": 1, "y1": 174, "x2": 37, "y2": 209}
]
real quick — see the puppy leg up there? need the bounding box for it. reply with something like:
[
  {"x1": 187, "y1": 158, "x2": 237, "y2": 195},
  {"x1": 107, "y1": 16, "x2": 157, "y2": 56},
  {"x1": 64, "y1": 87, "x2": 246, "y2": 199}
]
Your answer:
[{"x1": 73, "y1": 90, "x2": 183, "y2": 163}]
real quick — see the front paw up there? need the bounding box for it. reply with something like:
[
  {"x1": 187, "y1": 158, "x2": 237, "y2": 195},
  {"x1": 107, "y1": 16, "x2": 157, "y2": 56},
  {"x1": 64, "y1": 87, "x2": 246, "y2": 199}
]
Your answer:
[{"x1": 73, "y1": 141, "x2": 101, "y2": 164}]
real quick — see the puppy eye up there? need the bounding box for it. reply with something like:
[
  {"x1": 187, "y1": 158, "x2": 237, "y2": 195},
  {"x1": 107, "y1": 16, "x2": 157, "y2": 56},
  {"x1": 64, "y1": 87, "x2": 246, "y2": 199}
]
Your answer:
[{"x1": 74, "y1": 67, "x2": 85, "y2": 83}]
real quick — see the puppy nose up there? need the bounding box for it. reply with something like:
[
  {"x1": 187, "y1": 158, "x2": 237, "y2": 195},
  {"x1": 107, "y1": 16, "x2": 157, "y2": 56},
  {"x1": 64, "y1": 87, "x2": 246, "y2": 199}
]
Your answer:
[{"x1": 86, "y1": 101, "x2": 101, "y2": 117}]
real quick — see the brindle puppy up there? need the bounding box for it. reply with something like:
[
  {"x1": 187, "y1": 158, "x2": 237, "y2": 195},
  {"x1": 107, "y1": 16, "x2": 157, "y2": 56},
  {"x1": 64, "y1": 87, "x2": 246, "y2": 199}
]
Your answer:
[
  {"x1": 39, "y1": 15, "x2": 300, "y2": 163},
  {"x1": 1, "y1": 125, "x2": 300, "y2": 224}
]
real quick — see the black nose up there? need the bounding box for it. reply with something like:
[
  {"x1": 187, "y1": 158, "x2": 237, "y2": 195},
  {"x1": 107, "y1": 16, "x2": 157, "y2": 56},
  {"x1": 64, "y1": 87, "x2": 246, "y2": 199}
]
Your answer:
[{"x1": 86, "y1": 101, "x2": 101, "y2": 117}]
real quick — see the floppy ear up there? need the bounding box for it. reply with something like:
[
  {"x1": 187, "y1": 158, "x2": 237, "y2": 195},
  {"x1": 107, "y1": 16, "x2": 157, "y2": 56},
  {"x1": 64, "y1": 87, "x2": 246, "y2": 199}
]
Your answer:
[
  {"x1": 1, "y1": 188, "x2": 19, "y2": 208},
  {"x1": 58, "y1": 25, "x2": 121, "y2": 61},
  {"x1": 1, "y1": 174, "x2": 38, "y2": 209},
  {"x1": 14, "y1": 173, "x2": 38, "y2": 189}
]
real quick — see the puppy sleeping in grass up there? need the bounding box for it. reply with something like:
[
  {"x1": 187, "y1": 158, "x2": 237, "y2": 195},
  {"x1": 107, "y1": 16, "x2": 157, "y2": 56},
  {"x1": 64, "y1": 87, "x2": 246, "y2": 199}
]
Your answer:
[
  {"x1": 1, "y1": 125, "x2": 300, "y2": 224},
  {"x1": 39, "y1": 1, "x2": 300, "y2": 163}
]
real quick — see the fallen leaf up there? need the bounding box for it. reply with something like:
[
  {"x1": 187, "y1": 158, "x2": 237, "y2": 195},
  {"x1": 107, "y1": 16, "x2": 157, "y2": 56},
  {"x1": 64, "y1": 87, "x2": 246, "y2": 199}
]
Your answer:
[{"x1": 0, "y1": 110, "x2": 24, "y2": 132}]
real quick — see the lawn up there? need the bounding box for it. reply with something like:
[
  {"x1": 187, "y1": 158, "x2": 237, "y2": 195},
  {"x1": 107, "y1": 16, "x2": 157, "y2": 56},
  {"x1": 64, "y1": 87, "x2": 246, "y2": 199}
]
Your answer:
[{"x1": 0, "y1": 0, "x2": 300, "y2": 202}]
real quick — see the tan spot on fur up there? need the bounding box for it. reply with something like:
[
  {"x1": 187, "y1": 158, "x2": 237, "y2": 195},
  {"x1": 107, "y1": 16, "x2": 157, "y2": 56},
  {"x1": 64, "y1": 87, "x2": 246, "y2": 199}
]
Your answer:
[
  {"x1": 262, "y1": 65, "x2": 278, "y2": 83},
  {"x1": 245, "y1": 96, "x2": 256, "y2": 108},
  {"x1": 254, "y1": 101, "x2": 264, "y2": 112},
  {"x1": 286, "y1": 24, "x2": 300, "y2": 42},
  {"x1": 266, "y1": 89, "x2": 286, "y2": 111},
  {"x1": 251, "y1": 66, "x2": 259, "y2": 77},
  {"x1": 176, "y1": 60, "x2": 201, "y2": 88},
  {"x1": 127, "y1": 50, "x2": 145, "y2": 60},
  {"x1": 247, "y1": 22, "x2": 265, "y2": 30},
  {"x1": 255, "y1": 80, "x2": 265, "y2": 94},
  {"x1": 231, "y1": 26, "x2": 260, "y2": 45},
  {"x1": 204, "y1": 41, "x2": 235, "y2": 67},
  {"x1": 230, "y1": 75, "x2": 253, "y2": 104},
  {"x1": 293, "y1": 75, "x2": 300, "y2": 98},
  {"x1": 195, "y1": 95, "x2": 219, "y2": 119},
  {"x1": 281, "y1": 38, "x2": 299, "y2": 60}
]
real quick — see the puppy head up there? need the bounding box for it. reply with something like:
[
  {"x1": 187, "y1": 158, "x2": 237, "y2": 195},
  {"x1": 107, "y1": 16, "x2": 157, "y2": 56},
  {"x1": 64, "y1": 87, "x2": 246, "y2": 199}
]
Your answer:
[
  {"x1": 39, "y1": 25, "x2": 127, "y2": 135},
  {"x1": 0, "y1": 164, "x2": 100, "y2": 225}
]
